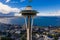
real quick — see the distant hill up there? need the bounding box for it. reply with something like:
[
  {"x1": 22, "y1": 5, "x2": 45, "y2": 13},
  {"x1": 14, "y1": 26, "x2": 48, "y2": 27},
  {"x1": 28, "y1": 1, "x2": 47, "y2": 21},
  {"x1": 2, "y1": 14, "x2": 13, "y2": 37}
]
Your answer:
[{"x1": 0, "y1": 12, "x2": 14, "y2": 16}]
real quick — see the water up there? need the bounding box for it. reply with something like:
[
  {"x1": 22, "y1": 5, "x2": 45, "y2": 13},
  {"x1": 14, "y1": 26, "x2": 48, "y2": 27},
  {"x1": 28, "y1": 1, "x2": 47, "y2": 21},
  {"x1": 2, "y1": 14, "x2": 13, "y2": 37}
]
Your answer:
[
  {"x1": 34, "y1": 16, "x2": 60, "y2": 26},
  {"x1": 0, "y1": 16, "x2": 60, "y2": 26}
]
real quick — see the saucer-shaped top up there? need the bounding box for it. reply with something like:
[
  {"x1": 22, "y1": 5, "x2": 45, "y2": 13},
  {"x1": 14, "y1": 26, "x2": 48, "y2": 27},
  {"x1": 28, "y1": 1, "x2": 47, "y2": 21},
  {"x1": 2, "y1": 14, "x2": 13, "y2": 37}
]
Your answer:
[
  {"x1": 20, "y1": 5, "x2": 38, "y2": 16},
  {"x1": 20, "y1": 10, "x2": 38, "y2": 16}
]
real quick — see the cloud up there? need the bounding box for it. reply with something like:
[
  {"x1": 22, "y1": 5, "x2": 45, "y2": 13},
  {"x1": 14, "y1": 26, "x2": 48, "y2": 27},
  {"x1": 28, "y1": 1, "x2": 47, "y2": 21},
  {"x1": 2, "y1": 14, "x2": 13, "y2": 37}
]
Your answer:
[
  {"x1": 5, "y1": 0, "x2": 25, "y2": 3},
  {"x1": 20, "y1": 0, "x2": 25, "y2": 2},
  {"x1": 6, "y1": 0, "x2": 10, "y2": 3},
  {"x1": 14, "y1": 7, "x2": 25, "y2": 16},
  {"x1": 37, "y1": 11, "x2": 60, "y2": 16},
  {"x1": 14, "y1": 14, "x2": 21, "y2": 16},
  {"x1": 0, "y1": 2, "x2": 20, "y2": 14}
]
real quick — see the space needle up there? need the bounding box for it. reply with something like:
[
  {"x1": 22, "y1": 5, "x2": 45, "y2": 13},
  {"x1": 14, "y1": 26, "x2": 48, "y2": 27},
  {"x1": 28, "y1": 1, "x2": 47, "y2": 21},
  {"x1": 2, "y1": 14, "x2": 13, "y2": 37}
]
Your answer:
[{"x1": 20, "y1": 0, "x2": 39, "y2": 40}]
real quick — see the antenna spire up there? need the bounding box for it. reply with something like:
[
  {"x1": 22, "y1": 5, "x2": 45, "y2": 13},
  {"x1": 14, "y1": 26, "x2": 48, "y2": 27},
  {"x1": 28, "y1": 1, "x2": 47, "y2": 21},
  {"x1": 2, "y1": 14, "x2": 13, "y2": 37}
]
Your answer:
[
  {"x1": 29, "y1": 0, "x2": 32, "y2": 3},
  {"x1": 28, "y1": 0, "x2": 32, "y2": 6}
]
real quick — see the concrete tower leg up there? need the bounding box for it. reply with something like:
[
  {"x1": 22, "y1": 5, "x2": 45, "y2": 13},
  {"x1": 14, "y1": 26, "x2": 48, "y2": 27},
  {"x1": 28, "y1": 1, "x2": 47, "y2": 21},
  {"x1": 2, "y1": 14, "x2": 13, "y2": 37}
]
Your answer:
[{"x1": 27, "y1": 16, "x2": 32, "y2": 40}]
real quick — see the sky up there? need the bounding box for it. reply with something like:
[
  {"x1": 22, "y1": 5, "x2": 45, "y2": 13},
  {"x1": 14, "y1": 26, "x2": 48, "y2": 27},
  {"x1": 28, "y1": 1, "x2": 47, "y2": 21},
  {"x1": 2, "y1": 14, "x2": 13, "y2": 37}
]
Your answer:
[
  {"x1": 0, "y1": 0, "x2": 60, "y2": 25},
  {"x1": 0, "y1": 0, "x2": 60, "y2": 16}
]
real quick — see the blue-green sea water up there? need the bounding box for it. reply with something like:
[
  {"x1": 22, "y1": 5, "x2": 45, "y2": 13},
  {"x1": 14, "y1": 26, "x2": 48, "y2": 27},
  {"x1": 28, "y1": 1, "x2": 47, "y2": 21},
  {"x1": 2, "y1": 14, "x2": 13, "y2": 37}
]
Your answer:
[{"x1": 0, "y1": 16, "x2": 60, "y2": 26}]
